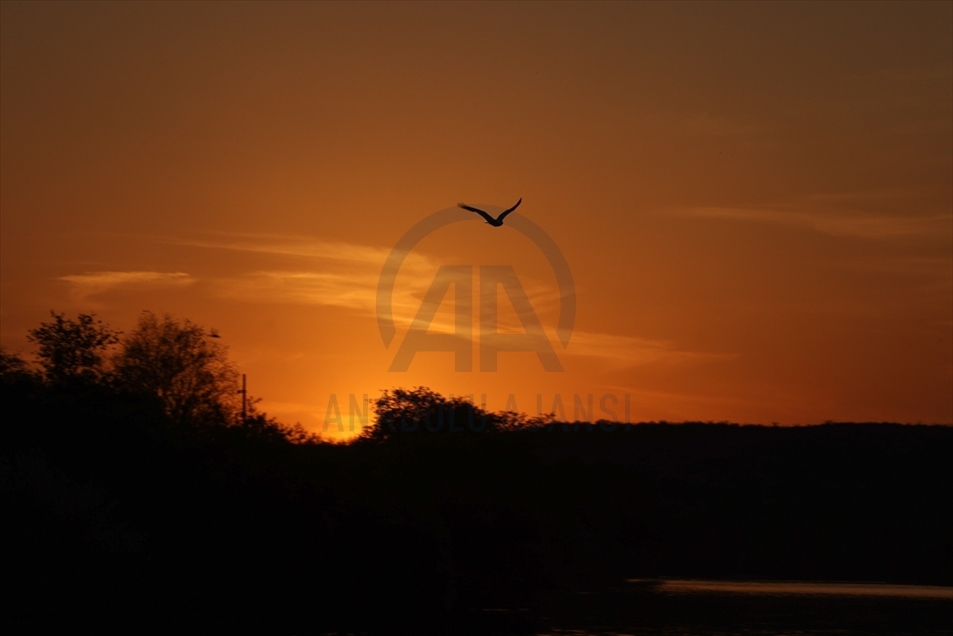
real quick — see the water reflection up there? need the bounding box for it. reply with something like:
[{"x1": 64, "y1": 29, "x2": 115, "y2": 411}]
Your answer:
[
  {"x1": 629, "y1": 578, "x2": 953, "y2": 599},
  {"x1": 533, "y1": 580, "x2": 953, "y2": 636}
]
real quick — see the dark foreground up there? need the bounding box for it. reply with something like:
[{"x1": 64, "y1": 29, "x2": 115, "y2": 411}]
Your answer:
[{"x1": 3, "y1": 378, "x2": 951, "y2": 632}]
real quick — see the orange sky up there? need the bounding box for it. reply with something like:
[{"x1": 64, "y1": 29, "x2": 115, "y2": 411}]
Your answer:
[{"x1": 2, "y1": 2, "x2": 951, "y2": 436}]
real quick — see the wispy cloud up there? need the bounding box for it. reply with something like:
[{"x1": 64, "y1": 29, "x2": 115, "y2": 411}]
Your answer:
[
  {"x1": 565, "y1": 331, "x2": 732, "y2": 368},
  {"x1": 160, "y1": 232, "x2": 439, "y2": 317},
  {"x1": 671, "y1": 190, "x2": 952, "y2": 239},
  {"x1": 59, "y1": 271, "x2": 194, "y2": 302},
  {"x1": 177, "y1": 233, "x2": 560, "y2": 334},
  {"x1": 164, "y1": 234, "x2": 394, "y2": 263},
  {"x1": 679, "y1": 206, "x2": 950, "y2": 238},
  {"x1": 177, "y1": 233, "x2": 722, "y2": 368},
  {"x1": 215, "y1": 270, "x2": 387, "y2": 310}
]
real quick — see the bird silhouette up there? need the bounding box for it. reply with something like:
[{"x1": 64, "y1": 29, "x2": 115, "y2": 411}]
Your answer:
[
  {"x1": 458, "y1": 198, "x2": 522, "y2": 227},
  {"x1": 209, "y1": 328, "x2": 221, "y2": 338}
]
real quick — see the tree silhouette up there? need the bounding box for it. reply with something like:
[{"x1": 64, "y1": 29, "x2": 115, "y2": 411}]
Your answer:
[
  {"x1": 362, "y1": 387, "x2": 503, "y2": 441},
  {"x1": 4, "y1": 312, "x2": 953, "y2": 631},
  {"x1": 0, "y1": 346, "x2": 34, "y2": 384},
  {"x1": 26, "y1": 312, "x2": 120, "y2": 384},
  {"x1": 114, "y1": 311, "x2": 240, "y2": 426},
  {"x1": 363, "y1": 386, "x2": 554, "y2": 441}
]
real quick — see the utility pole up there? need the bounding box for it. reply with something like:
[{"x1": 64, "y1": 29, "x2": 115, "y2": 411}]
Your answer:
[
  {"x1": 208, "y1": 329, "x2": 243, "y2": 422},
  {"x1": 240, "y1": 373, "x2": 247, "y2": 423}
]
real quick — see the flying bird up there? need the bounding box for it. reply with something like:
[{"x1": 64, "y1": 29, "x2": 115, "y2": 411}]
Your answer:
[
  {"x1": 209, "y1": 328, "x2": 221, "y2": 338},
  {"x1": 458, "y1": 198, "x2": 522, "y2": 227}
]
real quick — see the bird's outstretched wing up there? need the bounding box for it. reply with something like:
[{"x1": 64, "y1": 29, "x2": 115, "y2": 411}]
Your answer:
[
  {"x1": 497, "y1": 197, "x2": 522, "y2": 222},
  {"x1": 458, "y1": 203, "x2": 496, "y2": 224}
]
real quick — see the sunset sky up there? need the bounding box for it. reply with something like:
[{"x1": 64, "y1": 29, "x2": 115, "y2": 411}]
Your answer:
[{"x1": 2, "y1": 2, "x2": 951, "y2": 436}]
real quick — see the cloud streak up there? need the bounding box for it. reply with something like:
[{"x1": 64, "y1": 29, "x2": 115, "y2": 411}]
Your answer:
[
  {"x1": 179, "y1": 234, "x2": 557, "y2": 332},
  {"x1": 162, "y1": 234, "x2": 396, "y2": 263},
  {"x1": 176, "y1": 233, "x2": 724, "y2": 368},
  {"x1": 564, "y1": 331, "x2": 733, "y2": 368},
  {"x1": 59, "y1": 271, "x2": 194, "y2": 302},
  {"x1": 162, "y1": 233, "x2": 439, "y2": 316},
  {"x1": 671, "y1": 189, "x2": 952, "y2": 239}
]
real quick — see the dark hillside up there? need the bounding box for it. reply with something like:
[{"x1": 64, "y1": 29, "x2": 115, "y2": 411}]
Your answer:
[{"x1": 3, "y1": 372, "x2": 950, "y2": 631}]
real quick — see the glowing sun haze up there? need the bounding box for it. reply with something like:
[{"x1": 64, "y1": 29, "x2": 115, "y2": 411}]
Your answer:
[{"x1": 2, "y1": 2, "x2": 951, "y2": 436}]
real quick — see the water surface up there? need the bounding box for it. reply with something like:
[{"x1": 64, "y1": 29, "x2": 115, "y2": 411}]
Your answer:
[
  {"x1": 633, "y1": 578, "x2": 953, "y2": 599},
  {"x1": 531, "y1": 580, "x2": 953, "y2": 636}
]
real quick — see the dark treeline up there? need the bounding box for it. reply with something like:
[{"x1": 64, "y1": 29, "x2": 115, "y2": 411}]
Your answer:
[{"x1": 2, "y1": 313, "x2": 951, "y2": 632}]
